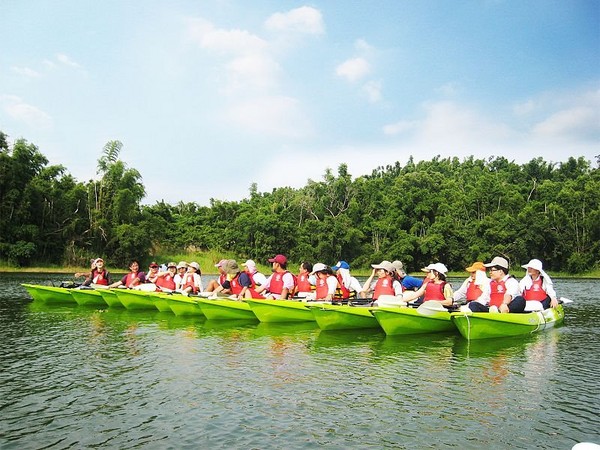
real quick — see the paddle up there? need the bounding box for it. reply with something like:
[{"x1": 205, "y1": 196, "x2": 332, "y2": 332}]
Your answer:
[
  {"x1": 416, "y1": 300, "x2": 449, "y2": 316},
  {"x1": 560, "y1": 297, "x2": 573, "y2": 304}
]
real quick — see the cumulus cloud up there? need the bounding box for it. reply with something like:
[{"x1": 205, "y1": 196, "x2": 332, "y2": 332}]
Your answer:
[
  {"x1": 187, "y1": 18, "x2": 267, "y2": 54},
  {"x1": 362, "y1": 80, "x2": 382, "y2": 103},
  {"x1": 10, "y1": 66, "x2": 41, "y2": 78},
  {"x1": 335, "y1": 57, "x2": 370, "y2": 83},
  {"x1": 1, "y1": 95, "x2": 53, "y2": 129},
  {"x1": 225, "y1": 96, "x2": 313, "y2": 138},
  {"x1": 56, "y1": 53, "x2": 82, "y2": 69},
  {"x1": 265, "y1": 6, "x2": 324, "y2": 34}
]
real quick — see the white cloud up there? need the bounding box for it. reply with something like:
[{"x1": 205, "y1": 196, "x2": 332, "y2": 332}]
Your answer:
[
  {"x1": 533, "y1": 106, "x2": 599, "y2": 140},
  {"x1": 10, "y1": 66, "x2": 41, "y2": 78},
  {"x1": 383, "y1": 120, "x2": 419, "y2": 136},
  {"x1": 354, "y1": 39, "x2": 372, "y2": 52},
  {"x1": 265, "y1": 6, "x2": 324, "y2": 35},
  {"x1": 187, "y1": 18, "x2": 267, "y2": 54},
  {"x1": 226, "y1": 54, "x2": 281, "y2": 92},
  {"x1": 362, "y1": 80, "x2": 382, "y2": 103},
  {"x1": 56, "y1": 53, "x2": 82, "y2": 69},
  {"x1": 335, "y1": 57, "x2": 370, "y2": 83},
  {"x1": 1, "y1": 95, "x2": 53, "y2": 129},
  {"x1": 225, "y1": 96, "x2": 312, "y2": 138}
]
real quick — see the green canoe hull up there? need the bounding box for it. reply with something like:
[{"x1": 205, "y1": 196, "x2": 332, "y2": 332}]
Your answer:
[
  {"x1": 245, "y1": 299, "x2": 315, "y2": 322},
  {"x1": 197, "y1": 299, "x2": 257, "y2": 320},
  {"x1": 309, "y1": 304, "x2": 379, "y2": 330},
  {"x1": 162, "y1": 294, "x2": 204, "y2": 316},
  {"x1": 70, "y1": 289, "x2": 107, "y2": 307},
  {"x1": 21, "y1": 284, "x2": 76, "y2": 304},
  {"x1": 372, "y1": 307, "x2": 454, "y2": 335},
  {"x1": 450, "y1": 305, "x2": 565, "y2": 340},
  {"x1": 153, "y1": 294, "x2": 172, "y2": 312},
  {"x1": 98, "y1": 289, "x2": 123, "y2": 308},
  {"x1": 114, "y1": 289, "x2": 157, "y2": 310}
]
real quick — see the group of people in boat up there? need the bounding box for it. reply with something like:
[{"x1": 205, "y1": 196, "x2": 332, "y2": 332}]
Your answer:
[{"x1": 74, "y1": 253, "x2": 559, "y2": 313}]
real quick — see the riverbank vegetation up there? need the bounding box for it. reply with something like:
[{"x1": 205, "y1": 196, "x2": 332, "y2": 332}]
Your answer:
[{"x1": 1, "y1": 131, "x2": 598, "y2": 275}]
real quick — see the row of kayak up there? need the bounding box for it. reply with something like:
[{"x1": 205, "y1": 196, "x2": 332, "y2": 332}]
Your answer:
[{"x1": 21, "y1": 284, "x2": 565, "y2": 340}]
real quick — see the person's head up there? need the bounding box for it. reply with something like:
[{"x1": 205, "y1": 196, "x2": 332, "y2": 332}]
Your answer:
[
  {"x1": 391, "y1": 260, "x2": 405, "y2": 278},
  {"x1": 371, "y1": 261, "x2": 395, "y2": 278},
  {"x1": 215, "y1": 259, "x2": 227, "y2": 274},
  {"x1": 521, "y1": 259, "x2": 543, "y2": 278},
  {"x1": 268, "y1": 254, "x2": 287, "y2": 271},
  {"x1": 242, "y1": 259, "x2": 257, "y2": 274},
  {"x1": 311, "y1": 263, "x2": 331, "y2": 278},
  {"x1": 299, "y1": 261, "x2": 313, "y2": 274},
  {"x1": 167, "y1": 261, "x2": 177, "y2": 274},
  {"x1": 95, "y1": 258, "x2": 105, "y2": 269},
  {"x1": 422, "y1": 263, "x2": 448, "y2": 281},
  {"x1": 149, "y1": 261, "x2": 159, "y2": 272},
  {"x1": 223, "y1": 259, "x2": 240, "y2": 276},
  {"x1": 484, "y1": 257, "x2": 509, "y2": 280},
  {"x1": 465, "y1": 261, "x2": 485, "y2": 280},
  {"x1": 177, "y1": 261, "x2": 188, "y2": 274},
  {"x1": 188, "y1": 262, "x2": 201, "y2": 274},
  {"x1": 331, "y1": 261, "x2": 350, "y2": 271},
  {"x1": 129, "y1": 260, "x2": 140, "y2": 272}
]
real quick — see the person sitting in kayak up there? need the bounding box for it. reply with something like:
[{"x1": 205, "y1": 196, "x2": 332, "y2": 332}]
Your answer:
[
  {"x1": 516, "y1": 259, "x2": 559, "y2": 309},
  {"x1": 210, "y1": 259, "x2": 253, "y2": 300},
  {"x1": 75, "y1": 257, "x2": 112, "y2": 287},
  {"x1": 181, "y1": 262, "x2": 203, "y2": 296},
  {"x1": 294, "y1": 261, "x2": 316, "y2": 298},
  {"x1": 251, "y1": 254, "x2": 295, "y2": 300},
  {"x1": 242, "y1": 259, "x2": 268, "y2": 288},
  {"x1": 108, "y1": 260, "x2": 146, "y2": 289},
  {"x1": 454, "y1": 261, "x2": 490, "y2": 312},
  {"x1": 173, "y1": 261, "x2": 188, "y2": 291},
  {"x1": 145, "y1": 261, "x2": 160, "y2": 284},
  {"x1": 154, "y1": 262, "x2": 178, "y2": 292},
  {"x1": 205, "y1": 259, "x2": 229, "y2": 294},
  {"x1": 410, "y1": 263, "x2": 454, "y2": 307},
  {"x1": 472, "y1": 256, "x2": 524, "y2": 313},
  {"x1": 360, "y1": 261, "x2": 402, "y2": 304},
  {"x1": 391, "y1": 260, "x2": 423, "y2": 291},
  {"x1": 331, "y1": 260, "x2": 361, "y2": 299},
  {"x1": 311, "y1": 263, "x2": 339, "y2": 301}
]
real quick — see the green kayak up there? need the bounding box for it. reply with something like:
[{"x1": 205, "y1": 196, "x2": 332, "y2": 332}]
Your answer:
[
  {"x1": 309, "y1": 304, "x2": 380, "y2": 330},
  {"x1": 451, "y1": 304, "x2": 565, "y2": 340},
  {"x1": 161, "y1": 293, "x2": 204, "y2": 316},
  {"x1": 70, "y1": 288, "x2": 107, "y2": 307},
  {"x1": 197, "y1": 299, "x2": 257, "y2": 321},
  {"x1": 372, "y1": 306, "x2": 454, "y2": 335},
  {"x1": 98, "y1": 289, "x2": 123, "y2": 308},
  {"x1": 21, "y1": 284, "x2": 76, "y2": 305},
  {"x1": 114, "y1": 289, "x2": 157, "y2": 310},
  {"x1": 245, "y1": 299, "x2": 315, "y2": 323}
]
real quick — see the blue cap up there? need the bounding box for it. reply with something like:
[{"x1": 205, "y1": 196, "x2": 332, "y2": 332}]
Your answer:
[{"x1": 332, "y1": 260, "x2": 350, "y2": 270}]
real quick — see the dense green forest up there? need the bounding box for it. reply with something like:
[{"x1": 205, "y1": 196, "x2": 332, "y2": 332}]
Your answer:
[{"x1": 1, "y1": 131, "x2": 599, "y2": 273}]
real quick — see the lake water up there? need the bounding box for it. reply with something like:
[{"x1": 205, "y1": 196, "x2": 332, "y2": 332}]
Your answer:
[{"x1": 1, "y1": 273, "x2": 599, "y2": 449}]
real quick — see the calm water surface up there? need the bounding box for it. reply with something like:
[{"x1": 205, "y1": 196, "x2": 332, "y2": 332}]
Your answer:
[{"x1": 1, "y1": 273, "x2": 599, "y2": 449}]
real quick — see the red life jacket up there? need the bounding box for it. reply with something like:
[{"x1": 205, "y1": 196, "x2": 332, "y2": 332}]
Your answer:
[
  {"x1": 268, "y1": 271, "x2": 295, "y2": 297},
  {"x1": 229, "y1": 274, "x2": 244, "y2": 295},
  {"x1": 373, "y1": 276, "x2": 395, "y2": 300},
  {"x1": 218, "y1": 273, "x2": 227, "y2": 286},
  {"x1": 296, "y1": 273, "x2": 313, "y2": 293},
  {"x1": 125, "y1": 272, "x2": 139, "y2": 287},
  {"x1": 334, "y1": 273, "x2": 351, "y2": 299},
  {"x1": 423, "y1": 281, "x2": 446, "y2": 301},
  {"x1": 156, "y1": 273, "x2": 176, "y2": 291},
  {"x1": 523, "y1": 277, "x2": 547, "y2": 301},
  {"x1": 182, "y1": 273, "x2": 198, "y2": 294},
  {"x1": 315, "y1": 275, "x2": 336, "y2": 299},
  {"x1": 466, "y1": 281, "x2": 483, "y2": 302},
  {"x1": 489, "y1": 279, "x2": 509, "y2": 307},
  {"x1": 92, "y1": 269, "x2": 109, "y2": 286},
  {"x1": 245, "y1": 271, "x2": 257, "y2": 288}
]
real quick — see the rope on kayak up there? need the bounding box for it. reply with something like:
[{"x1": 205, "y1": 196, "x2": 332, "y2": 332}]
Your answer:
[{"x1": 532, "y1": 311, "x2": 544, "y2": 334}]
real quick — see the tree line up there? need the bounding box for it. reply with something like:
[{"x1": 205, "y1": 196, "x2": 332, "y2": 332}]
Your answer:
[{"x1": 1, "y1": 130, "x2": 598, "y2": 273}]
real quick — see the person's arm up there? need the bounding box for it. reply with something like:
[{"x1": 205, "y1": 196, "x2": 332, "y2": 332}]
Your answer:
[
  {"x1": 453, "y1": 279, "x2": 468, "y2": 302},
  {"x1": 500, "y1": 277, "x2": 520, "y2": 313},
  {"x1": 359, "y1": 270, "x2": 376, "y2": 297},
  {"x1": 442, "y1": 283, "x2": 454, "y2": 306}
]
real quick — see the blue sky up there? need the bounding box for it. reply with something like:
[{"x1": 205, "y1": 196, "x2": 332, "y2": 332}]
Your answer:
[{"x1": 1, "y1": 1, "x2": 598, "y2": 205}]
